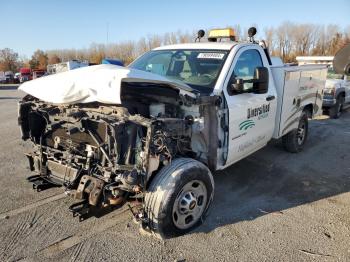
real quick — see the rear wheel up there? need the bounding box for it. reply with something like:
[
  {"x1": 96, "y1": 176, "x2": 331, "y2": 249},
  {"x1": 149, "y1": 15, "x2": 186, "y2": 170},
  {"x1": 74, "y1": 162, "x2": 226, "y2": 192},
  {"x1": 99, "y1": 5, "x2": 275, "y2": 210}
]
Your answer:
[
  {"x1": 282, "y1": 111, "x2": 308, "y2": 153},
  {"x1": 144, "y1": 158, "x2": 214, "y2": 238},
  {"x1": 329, "y1": 95, "x2": 344, "y2": 119}
]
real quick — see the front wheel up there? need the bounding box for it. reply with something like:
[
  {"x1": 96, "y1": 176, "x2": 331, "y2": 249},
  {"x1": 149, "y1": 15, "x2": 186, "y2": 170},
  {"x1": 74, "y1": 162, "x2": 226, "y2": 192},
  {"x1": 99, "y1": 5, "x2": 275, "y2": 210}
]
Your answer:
[
  {"x1": 144, "y1": 158, "x2": 214, "y2": 238},
  {"x1": 282, "y1": 111, "x2": 308, "y2": 153},
  {"x1": 329, "y1": 96, "x2": 344, "y2": 119}
]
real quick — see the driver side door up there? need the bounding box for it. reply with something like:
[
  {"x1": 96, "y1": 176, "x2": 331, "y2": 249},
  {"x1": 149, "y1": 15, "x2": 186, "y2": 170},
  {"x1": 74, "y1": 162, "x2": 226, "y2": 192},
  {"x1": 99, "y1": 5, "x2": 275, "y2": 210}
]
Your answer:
[{"x1": 224, "y1": 47, "x2": 277, "y2": 165}]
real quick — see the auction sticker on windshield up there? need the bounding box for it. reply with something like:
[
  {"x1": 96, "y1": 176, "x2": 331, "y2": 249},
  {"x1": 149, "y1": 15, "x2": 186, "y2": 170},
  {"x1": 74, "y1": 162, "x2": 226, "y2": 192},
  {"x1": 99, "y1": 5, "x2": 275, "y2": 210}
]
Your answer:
[{"x1": 197, "y1": 53, "x2": 225, "y2": 59}]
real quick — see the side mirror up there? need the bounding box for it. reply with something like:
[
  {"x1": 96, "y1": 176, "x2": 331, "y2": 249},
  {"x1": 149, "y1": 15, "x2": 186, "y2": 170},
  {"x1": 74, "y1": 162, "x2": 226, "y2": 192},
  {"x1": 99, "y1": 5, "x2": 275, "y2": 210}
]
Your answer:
[
  {"x1": 227, "y1": 71, "x2": 244, "y2": 95},
  {"x1": 231, "y1": 78, "x2": 244, "y2": 93},
  {"x1": 253, "y1": 67, "x2": 269, "y2": 94}
]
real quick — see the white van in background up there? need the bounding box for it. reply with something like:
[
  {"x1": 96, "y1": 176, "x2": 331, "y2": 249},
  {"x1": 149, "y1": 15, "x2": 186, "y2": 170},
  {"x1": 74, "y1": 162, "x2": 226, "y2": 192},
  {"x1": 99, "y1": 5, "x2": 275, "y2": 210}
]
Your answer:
[{"x1": 47, "y1": 60, "x2": 89, "y2": 75}]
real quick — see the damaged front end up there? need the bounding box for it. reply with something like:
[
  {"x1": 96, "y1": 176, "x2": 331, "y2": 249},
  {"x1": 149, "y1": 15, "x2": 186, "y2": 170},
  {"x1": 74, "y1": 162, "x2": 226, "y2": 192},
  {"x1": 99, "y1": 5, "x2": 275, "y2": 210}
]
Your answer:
[{"x1": 18, "y1": 87, "x2": 218, "y2": 221}]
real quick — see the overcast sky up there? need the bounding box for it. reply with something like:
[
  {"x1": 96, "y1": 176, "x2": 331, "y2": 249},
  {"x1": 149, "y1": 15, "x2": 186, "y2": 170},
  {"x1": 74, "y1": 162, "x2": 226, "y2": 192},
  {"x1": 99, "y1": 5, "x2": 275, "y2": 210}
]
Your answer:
[{"x1": 1, "y1": 0, "x2": 349, "y2": 57}]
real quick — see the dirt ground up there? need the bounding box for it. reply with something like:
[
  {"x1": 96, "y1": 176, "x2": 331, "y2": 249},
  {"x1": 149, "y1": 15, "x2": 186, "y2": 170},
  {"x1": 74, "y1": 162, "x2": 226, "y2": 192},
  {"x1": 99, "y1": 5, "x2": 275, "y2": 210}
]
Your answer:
[{"x1": 0, "y1": 86, "x2": 349, "y2": 262}]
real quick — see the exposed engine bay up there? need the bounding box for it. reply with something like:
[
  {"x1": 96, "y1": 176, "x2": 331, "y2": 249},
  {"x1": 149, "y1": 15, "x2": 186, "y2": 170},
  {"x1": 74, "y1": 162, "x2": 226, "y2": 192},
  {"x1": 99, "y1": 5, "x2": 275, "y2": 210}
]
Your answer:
[{"x1": 18, "y1": 82, "x2": 221, "y2": 221}]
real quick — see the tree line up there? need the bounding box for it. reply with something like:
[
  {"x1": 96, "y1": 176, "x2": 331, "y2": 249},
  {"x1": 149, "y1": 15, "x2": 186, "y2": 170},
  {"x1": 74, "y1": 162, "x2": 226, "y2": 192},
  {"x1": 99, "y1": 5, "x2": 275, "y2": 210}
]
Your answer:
[{"x1": 1, "y1": 22, "x2": 349, "y2": 73}]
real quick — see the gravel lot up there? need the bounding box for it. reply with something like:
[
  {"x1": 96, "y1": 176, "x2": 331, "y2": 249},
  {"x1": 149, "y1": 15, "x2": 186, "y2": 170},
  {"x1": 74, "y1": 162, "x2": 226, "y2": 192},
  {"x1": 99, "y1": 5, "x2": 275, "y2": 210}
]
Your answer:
[{"x1": 0, "y1": 86, "x2": 349, "y2": 262}]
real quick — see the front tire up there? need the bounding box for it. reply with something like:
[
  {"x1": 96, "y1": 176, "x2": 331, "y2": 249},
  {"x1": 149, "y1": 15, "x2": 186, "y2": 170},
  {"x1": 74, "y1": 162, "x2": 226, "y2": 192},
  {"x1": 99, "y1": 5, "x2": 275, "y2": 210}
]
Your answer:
[
  {"x1": 329, "y1": 95, "x2": 344, "y2": 119},
  {"x1": 144, "y1": 158, "x2": 214, "y2": 238},
  {"x1": 282, "y1": 111, "x2": 308, "y2": 153}
]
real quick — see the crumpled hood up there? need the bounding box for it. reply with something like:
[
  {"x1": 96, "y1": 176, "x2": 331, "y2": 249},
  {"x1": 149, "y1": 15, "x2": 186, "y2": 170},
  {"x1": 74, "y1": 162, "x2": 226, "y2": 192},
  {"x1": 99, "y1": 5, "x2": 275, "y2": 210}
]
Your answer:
[{"x1": 19, "y1": 64, "x2": 195, "y2": 104}]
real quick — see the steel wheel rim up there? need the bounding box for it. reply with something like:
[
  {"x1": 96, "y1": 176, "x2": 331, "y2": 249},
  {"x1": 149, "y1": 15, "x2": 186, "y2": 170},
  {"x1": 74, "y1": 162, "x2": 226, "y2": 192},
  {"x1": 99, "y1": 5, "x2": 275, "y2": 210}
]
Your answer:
[
  {"x1": 297, "y1": 122, "x2": 306, "y2": 145},
  {"x1": 172, "y1": 180, "x2": 207, "y2": 230}
]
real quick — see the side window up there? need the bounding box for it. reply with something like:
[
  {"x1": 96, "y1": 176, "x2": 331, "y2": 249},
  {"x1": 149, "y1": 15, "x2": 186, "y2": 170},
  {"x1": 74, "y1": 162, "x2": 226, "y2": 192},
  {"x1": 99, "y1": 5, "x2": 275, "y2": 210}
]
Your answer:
[{"x1": 233, "y1": 49, "x2": 263, "y2": 91}]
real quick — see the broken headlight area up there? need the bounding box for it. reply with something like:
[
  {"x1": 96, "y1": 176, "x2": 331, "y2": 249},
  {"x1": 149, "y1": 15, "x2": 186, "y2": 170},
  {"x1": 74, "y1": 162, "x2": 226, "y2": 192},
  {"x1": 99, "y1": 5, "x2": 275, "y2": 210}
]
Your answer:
[{"x1": 18, "y1": 95, "x2": 193, "y2": 220}]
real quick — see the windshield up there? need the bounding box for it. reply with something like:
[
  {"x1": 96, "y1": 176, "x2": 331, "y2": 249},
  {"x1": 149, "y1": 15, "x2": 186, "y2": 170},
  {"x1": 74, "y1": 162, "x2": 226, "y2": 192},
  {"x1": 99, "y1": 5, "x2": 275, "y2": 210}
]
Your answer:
[
  {"x1": 129, "y1": 49, "x2": 229, "y2": 93},
  {"x1": 327, "y1": 68, "x2": 343, "y2": 79}
]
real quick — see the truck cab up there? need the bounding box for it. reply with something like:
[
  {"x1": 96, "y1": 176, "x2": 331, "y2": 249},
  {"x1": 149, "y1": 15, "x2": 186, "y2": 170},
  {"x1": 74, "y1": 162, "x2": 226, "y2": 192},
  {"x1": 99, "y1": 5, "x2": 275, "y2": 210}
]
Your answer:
[
  {"x1": 19, "y1": 68, "x2": 32, "y2": 83},
  {"x1": 146, "y1": 37, "x2": 326, "y2": 170}
]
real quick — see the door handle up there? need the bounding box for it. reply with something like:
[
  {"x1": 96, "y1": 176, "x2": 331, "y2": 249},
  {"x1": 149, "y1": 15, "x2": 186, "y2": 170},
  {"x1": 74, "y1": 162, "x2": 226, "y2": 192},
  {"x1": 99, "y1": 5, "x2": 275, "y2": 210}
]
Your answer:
[{"x1": 266, "y1": 95, "x2": 275, "y2": 101}]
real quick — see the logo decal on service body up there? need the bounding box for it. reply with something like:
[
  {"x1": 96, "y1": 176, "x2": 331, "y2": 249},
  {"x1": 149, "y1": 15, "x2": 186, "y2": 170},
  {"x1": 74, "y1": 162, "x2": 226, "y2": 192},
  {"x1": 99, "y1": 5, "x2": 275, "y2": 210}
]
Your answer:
[
  {"x1": 239, "y1": 119, "x2": 255, "y2": 130},
  {"x1": 247, "y1": 103, "x2": 270, "y2": 120}
]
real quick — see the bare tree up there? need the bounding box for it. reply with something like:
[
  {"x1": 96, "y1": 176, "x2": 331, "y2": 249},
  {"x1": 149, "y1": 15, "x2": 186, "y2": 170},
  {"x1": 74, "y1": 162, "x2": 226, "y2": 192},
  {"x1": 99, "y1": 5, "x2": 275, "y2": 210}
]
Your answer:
[
  {"x1": 29, "y1": 49, "x2": 48, "y2": 69},
  {"x1": 48, "y1": 54, "x2": 61, "y2": 64},
  {"x1": 0, "y1": 48, "x2": 19, "y2": 72},
  {"x1": 263, "y1": 27, "x2": 275, "y2": 54},
  {"x1": 42, "y1": 22, "x2": 350, "y2": 65}
]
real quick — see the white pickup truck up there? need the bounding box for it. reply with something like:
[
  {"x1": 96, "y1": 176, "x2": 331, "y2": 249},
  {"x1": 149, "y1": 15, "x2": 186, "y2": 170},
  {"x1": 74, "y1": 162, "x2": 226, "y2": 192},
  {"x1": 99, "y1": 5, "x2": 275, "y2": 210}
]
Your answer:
[
  {"x1": 323, "y1": 68, "x2": 350, "y2": 118},
  {"x1": 18, "y1": 28, "x2": 327, "y2": 238}
]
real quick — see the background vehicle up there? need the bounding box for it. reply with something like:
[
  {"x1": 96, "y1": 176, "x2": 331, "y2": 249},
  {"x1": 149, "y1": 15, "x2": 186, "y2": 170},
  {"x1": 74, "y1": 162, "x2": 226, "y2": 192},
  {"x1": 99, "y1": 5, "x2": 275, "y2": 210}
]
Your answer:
[
  {"x1": 5, "y1": 71, "x2": 14, "y2": 83},
  {"x1": 47, "y1": 60, "x2": 89, "y2": 75},
  {"x1": 102, "y1": 58, "x2": 124, "y2": 66},
  {"x1": 18, "y1": 28, "x2": 327, "y2": 238},
  {"x1": 32, "y1": 69, "x2": 46, "y2": 79},
  {"x1": 296, "y1": 56, "x2": 350, "y2": 118},
  {"x1": 323, "y1": 69, "x2": 350, "y2": 118},
  {"x1": 0, "y1": 71, "x2": 5, "y2": 83},
  {"x1": 14, "y1": 72, "x2": 21, "y2": 83},
  {"x1": 19, "y1": 68, "x2": 32, "y2": 83}
]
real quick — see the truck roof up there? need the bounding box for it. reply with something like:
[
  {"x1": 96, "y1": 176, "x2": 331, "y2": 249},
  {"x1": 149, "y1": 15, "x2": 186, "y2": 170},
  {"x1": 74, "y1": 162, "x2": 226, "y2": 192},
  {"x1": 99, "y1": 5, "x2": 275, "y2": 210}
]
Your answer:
[{"x1": 153, "y1": 42, "x2": 237, "y2": 51}]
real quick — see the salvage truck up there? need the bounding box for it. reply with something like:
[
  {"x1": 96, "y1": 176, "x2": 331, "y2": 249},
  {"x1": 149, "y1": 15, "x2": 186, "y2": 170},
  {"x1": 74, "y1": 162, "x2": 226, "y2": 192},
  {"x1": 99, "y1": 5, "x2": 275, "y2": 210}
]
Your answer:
[{"x1": 18, "y1": 28, "x2": 327, "y2": 238}]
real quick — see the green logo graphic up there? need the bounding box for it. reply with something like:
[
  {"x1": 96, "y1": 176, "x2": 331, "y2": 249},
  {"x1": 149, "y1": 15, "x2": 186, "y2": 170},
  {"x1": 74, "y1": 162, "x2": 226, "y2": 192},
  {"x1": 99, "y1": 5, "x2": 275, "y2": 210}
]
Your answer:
[{"x1": 239, "y1": 119, "x2": 255, "y2": 130}]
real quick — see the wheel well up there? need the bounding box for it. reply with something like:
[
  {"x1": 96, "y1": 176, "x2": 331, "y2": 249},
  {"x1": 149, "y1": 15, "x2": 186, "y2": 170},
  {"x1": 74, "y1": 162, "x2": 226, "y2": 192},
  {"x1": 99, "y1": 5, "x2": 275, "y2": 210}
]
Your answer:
[{"x1": 303, "y1": 104, "x2": 313, "y2": 118}]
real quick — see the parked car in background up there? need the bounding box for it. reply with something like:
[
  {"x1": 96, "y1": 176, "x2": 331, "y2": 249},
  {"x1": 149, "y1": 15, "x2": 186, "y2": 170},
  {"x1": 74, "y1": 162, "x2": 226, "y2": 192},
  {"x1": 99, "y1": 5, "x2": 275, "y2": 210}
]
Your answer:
[
  {"x1": 19, "y1": 68, "x2": 32, "y2": 83},
  {"x1": 14, "y1": 72, "x2": 20, "y2": 83},
  {"x1": 102, "y1": 58, "x2": 124, "y2": 66},
  {"x1": 47, "y1": 60, "x2": 89, "y2": 75},
  {"x1": 0, "y1": 71, "x2": 5, "y2": 83},
  {"x1": 5, "y1": 71, "x2": 14, "y2": 84},
  {"x1": 322, "y1": 68, "x2": 350, "y2": 118},
  {"x1": 32, "y1": 69, "x2": 46, "y2": 79},
  {"x1": 296, "y1": 55, "x2": 350, "y2": 118}
]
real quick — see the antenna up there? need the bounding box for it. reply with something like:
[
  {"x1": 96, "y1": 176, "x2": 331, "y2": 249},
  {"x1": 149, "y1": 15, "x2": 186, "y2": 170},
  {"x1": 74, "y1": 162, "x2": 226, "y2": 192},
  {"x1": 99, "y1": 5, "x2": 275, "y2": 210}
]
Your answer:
[{"x1": 106, "y1": 22, "x2": 109, "y2": 46}]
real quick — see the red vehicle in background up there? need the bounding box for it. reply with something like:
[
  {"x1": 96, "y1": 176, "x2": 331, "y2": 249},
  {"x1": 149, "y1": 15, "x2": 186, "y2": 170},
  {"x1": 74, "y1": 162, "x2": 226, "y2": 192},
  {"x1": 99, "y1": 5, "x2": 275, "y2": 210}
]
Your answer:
[{"x1": 19, "y1": 68, "x2": 32, "y2": 83}]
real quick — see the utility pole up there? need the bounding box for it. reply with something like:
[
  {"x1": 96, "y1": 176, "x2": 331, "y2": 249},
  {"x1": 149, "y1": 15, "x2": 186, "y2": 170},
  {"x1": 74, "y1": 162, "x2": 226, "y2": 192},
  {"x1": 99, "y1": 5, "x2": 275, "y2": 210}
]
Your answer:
[{"x1": 106, "y1": 22, "x2": 109, "y2": 46}]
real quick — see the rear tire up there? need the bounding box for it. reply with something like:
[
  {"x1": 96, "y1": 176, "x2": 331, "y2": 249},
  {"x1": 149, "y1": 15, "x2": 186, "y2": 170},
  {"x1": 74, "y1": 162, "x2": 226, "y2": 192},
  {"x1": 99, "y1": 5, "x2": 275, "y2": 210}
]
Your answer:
[
  {"x1": 329, "y1": 95, "x2": 344, "y2": 119},
  {"x1": 282, "y1": 111, "x2": 308, "y2": 153},
  {"x1": 144, "y1": 158, "x2": 214, "y2": 239}
]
